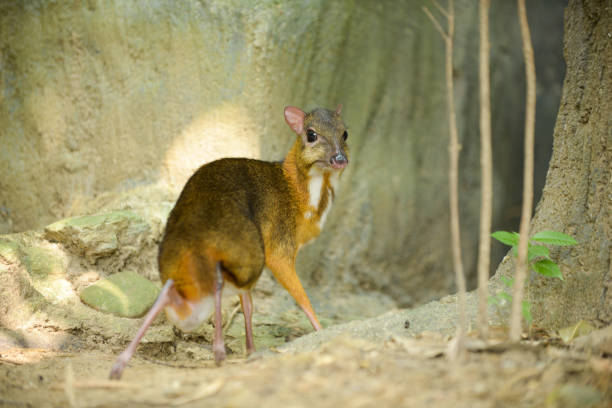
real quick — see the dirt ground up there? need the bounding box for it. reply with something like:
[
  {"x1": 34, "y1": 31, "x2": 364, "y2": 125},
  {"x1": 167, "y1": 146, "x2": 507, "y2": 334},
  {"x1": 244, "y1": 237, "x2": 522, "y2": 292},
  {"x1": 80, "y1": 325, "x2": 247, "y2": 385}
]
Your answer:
[
  {"x1": 0, "y1": 216, "x2": 609, "y2": 407},
  {"x1": 1, "y1": 327, "x2": 610, "y2": 408}
]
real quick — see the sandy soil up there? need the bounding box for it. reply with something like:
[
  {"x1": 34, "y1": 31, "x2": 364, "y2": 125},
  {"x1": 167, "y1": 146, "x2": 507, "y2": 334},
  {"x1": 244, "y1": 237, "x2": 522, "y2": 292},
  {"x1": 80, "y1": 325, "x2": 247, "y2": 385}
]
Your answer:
[{"x1": 1, "y1": 329, "x2": 610, "y2": 408}]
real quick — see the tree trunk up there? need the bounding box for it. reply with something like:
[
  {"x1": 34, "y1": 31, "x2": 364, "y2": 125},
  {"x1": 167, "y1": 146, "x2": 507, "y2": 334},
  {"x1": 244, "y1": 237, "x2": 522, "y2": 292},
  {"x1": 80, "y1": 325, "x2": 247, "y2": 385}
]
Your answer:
[{"x1": 494, "y1": 0, "x2": 611, "y2": 329}]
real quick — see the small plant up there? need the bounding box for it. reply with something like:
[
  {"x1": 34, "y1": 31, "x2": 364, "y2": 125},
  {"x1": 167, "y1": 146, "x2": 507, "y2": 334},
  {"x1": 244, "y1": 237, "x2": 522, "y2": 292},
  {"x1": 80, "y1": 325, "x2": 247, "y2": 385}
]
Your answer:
[{"x1": 489, "y1": 230, "x2": 577, "y2": 326}]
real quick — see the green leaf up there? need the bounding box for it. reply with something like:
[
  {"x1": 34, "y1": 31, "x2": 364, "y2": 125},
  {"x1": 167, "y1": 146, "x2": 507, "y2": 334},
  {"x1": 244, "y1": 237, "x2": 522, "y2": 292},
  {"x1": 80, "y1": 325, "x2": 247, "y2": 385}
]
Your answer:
[
  {"x1": 510, "y1": 242, "x2": 551, "y2": 261},
  {"x1": 498, "y1": 292, "x2": 513, "y2": 303},
  {"x1": 527, "y1": 244, "x2": 550, "y2": 261},
  {"x1": 532, "y1": 259, "x2": 564, "y2": 280},
  {"x1": 492, "y1": 231, "x2": 520, "y2": 247},
  {"x1": 500, "y1": 276, "x2": 515, "y2": 288},
  {"x1": 531, "y1": 230, "x2": 577, "y2": 246},
  {"x1": 488, "y1": 296, "x2": 500, "y2": 305},
  {"x1": 522, "y1": 300, "x2": 533, "y2": 326}
]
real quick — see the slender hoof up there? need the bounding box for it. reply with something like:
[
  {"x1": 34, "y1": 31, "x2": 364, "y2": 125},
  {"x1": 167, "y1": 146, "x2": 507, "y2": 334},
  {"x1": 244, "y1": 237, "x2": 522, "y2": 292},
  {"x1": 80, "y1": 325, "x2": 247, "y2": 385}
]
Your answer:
[
  {"x1": 214, "y1": 346, "x2": 226, "y2": 366},
  {"x1": 109, "y1": 359, "x2": 126, "y2": 380}
]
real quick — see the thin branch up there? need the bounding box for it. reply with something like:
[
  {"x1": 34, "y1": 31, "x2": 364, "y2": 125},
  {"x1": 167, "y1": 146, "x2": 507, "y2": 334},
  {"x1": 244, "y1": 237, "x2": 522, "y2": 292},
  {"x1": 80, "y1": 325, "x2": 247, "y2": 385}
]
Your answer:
[
  {"x1": 477, "y1": 0, "x2": 492, "y2": 339},
  {"x1": 444, "y1": 0, "x2": 467, "y2": 358},
  {"x1": 510, "y1": 0, "x2": 536, "y2": 342},
  {"x1": 422, "y1": 6, "x2": 448, "y2": 41},
  {"x1": 423, "y1": 0, "x2": 466, "y2": 358},
  {"x1": 431, "y1": 0, "x2": 449, "y2": 18}
]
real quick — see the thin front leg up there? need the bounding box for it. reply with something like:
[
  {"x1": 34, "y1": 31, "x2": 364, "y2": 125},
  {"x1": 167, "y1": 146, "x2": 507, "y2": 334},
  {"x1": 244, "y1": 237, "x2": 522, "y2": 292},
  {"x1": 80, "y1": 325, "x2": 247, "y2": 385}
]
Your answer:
[
  {"x1": 109, "y1": 279, "x2": 175, "y2": 380},
  {"x1": 239, "y1": 291, "x2": 255, "y2": 355},
  {"x1": 213, "y1": 263, "x2": 226, "y2": 365},
  {"x1": 267, "y1": 257, "x2": 322, "y2": 331}
]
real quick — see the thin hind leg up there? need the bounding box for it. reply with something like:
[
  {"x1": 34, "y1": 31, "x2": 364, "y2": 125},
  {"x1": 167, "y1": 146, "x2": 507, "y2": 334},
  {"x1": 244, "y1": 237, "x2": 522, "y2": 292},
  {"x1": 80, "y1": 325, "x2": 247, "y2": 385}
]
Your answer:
[
  {"x1": 110, "y1": 279, "x2": 178, "y2": 379},
  {"x1": 213, "y1": 262, "x2": 226, "y2": 365}
]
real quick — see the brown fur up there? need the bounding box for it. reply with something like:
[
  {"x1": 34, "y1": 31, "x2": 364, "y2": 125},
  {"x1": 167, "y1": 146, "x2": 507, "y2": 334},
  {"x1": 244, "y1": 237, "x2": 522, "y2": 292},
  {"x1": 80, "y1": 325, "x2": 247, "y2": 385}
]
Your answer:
[
  {"x1": 160, "y1": 108, "x2": 348, "y2": 306},
  {"x1": 159, "y1": 157, "x2": 293, "y2": 293}
]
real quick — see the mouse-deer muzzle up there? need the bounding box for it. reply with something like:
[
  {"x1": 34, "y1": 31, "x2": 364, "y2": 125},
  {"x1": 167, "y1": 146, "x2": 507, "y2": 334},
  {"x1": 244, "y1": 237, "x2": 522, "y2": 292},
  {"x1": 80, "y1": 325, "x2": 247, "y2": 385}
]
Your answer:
[{"x1": 330, "y1": 151, "x2": 348, "y2": 169}]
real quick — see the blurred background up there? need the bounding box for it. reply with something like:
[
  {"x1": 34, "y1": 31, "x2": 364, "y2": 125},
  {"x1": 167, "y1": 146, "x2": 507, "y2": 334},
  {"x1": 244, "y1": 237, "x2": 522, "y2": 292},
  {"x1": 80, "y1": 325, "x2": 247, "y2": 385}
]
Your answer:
[{"x1": 0, "y1": 0, "x2": 566, "y2": 307}]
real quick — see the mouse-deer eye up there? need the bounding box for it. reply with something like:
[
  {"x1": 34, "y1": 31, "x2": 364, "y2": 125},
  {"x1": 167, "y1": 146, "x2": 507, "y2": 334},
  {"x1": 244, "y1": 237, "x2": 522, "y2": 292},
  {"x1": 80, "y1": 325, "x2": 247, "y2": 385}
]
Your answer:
[{"x1": 306, "y1": 129, "x2": 318, "y2": 143}]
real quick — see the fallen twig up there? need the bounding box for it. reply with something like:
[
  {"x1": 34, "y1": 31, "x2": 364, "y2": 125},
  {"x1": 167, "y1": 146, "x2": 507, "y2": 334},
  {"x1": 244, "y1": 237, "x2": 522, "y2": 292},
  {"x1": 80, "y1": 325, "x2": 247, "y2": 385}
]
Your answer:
[
  {"x1": 52, "y1": 380, "x2": 142, "y2": 390},
  {"x1": 64, "y1": 362, "x2": 77, "y2": 408},
  {"x1": 224, "y1": 304, "x2": 242, "y2": 331},
  {"x1": 128, "y1": 379, "x2": 224, "y2": 406}
]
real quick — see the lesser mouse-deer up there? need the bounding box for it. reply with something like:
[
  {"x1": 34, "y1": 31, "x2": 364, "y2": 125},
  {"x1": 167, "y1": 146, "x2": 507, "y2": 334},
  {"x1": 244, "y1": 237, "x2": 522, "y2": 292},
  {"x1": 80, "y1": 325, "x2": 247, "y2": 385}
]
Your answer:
[{"x1": 110, "y1": 105, "x2": 349, "y2": 379}]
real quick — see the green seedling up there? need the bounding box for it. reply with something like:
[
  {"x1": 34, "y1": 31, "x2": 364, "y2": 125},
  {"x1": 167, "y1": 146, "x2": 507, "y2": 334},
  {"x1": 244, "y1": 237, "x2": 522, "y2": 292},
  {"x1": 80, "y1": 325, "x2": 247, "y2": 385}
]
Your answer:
[{"x1": 489, "y1": 230, "x2": 577, "y2": 327}]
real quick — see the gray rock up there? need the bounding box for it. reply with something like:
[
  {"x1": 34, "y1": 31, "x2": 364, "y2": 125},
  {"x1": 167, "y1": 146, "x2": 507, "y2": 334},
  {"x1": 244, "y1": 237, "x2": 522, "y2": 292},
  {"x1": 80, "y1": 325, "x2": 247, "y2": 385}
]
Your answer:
[
  {"x1": 44, "y1": 211, "x2": 150, "y2": 265},
  {"x1": 572, "y1": 325, "x2": 612, "y2": 355}
]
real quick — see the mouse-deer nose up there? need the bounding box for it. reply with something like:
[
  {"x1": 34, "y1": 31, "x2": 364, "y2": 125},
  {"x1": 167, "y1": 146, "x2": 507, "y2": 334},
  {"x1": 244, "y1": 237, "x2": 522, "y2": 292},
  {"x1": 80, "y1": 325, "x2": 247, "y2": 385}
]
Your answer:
[{"x1": 330, "y1": 152, "x2": 348, "y2": 169}]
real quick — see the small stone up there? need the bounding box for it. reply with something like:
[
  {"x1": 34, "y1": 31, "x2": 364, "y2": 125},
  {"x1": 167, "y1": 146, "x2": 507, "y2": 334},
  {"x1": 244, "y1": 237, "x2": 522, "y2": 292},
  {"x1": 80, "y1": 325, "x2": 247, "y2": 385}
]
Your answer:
[{"x1": 79, "y1": 271, "x2": 159, "y2": 318}]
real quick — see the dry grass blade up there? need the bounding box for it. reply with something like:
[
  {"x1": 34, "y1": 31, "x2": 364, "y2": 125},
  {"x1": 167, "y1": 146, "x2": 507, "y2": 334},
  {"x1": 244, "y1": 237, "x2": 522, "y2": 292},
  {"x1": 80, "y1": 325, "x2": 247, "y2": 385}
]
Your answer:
[
  {"x1": 224, "y1": 303, "x2": 242, "y2": 331},
  {"x1": 64, "y1": 362, "x2": 78, "y2": 408},
  {"x1": 128, "y1": 379, "x2": 225, "y2": 406},
  {"x1": 0, "y1": 348, "x2": 73, "y2": 365},
  {"x1": 52, "y1": 380, "x2": 141, "y2": 390},
  {"x1": 168, "y1": 379, "x2": 224, "y2": 406}
]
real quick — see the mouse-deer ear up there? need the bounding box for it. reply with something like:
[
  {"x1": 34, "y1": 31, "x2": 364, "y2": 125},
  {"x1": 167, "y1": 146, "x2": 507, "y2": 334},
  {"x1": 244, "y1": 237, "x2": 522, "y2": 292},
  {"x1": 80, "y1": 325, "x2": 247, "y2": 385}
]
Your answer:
[
  {"x1": 284, "y1": 106, "x2": 306, "y2": 135},
  {"x1": 335, "y1": 104, "x2": 342, "y2": 115}
]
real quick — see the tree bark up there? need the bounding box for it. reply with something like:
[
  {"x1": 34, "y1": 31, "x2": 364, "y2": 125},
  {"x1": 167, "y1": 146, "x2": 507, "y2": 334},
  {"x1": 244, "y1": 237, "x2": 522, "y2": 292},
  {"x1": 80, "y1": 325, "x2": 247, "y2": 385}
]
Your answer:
[{"x1": 494, "y1": 0, "x2": 611, "y2": 329}]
